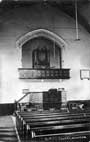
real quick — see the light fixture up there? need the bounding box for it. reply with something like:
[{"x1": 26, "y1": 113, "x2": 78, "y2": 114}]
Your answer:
[{"x1": 75, "y1": 0, "x2": 80, "y2": 40}]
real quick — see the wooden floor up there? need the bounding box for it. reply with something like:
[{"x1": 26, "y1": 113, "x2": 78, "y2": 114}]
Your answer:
[{"x1": 0, "y1": 115, "x2": 18, "y2": 142}]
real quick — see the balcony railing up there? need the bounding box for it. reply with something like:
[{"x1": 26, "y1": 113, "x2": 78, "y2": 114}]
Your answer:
[{"x1": 18, "y1": 68, "x2": 70, "y2": 79}]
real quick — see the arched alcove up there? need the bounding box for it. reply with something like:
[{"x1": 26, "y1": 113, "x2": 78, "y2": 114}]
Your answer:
[
  {"x1": 17, "y1": 29, "x2": 69, "y2": 79},
  {"x1": 17, "y1": 29, "x2": 66, "y2": 68}
]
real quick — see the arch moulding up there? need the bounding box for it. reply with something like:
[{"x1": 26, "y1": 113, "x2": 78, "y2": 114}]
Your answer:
[
  {"x1": 16, "y1": 29, "x2": 67, "y2": 68},
  {"x1": 16, "y1": 29, "x2": 67, "y2": 48}
]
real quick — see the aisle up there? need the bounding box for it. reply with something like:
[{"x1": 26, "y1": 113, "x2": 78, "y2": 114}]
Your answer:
[{"x1": 0, "y1": 115, "x2": 18, "y2": 142}]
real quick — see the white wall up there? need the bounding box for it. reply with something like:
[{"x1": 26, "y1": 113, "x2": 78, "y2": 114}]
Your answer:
[{"x1": 0, "y1": 3, "x2": 90, "y2": 103}]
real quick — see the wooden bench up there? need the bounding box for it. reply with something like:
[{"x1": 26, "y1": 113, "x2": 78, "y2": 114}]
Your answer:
[{"x1": 15, "y1": 111, "x2": 90, "y2": 141}]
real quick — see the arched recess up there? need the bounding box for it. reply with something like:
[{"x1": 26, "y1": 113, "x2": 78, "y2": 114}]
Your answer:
[{"x1": 17, "y1": 29, "x2": 67, "y2": 68}]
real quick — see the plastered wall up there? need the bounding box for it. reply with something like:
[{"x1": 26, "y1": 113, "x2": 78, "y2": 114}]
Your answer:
[{"x1": 0, "y1": 3, "x2": 90, "y2": 103}]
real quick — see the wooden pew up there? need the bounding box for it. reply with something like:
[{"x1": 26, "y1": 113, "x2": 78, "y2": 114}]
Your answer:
[
  {"x1": 32, "y1": 131, "x2": 90, "y2": 142},
  {"x1": 24, "y1": 121, "x2": 90, "y2": 142},
  {"x1": 18, "y1": 110, "x2": 90, "y2": 116},
  {"x1": 15, "y1": 111, "x2": 90, "y2": 141},
  {"x1": 16, "y1": 111, "x2": 90, "y2": 120},
  {"x1": 15, "y1": 111, "x2": 90, "y2": 129},
  {"x1": 17, "y1": 112, "x2": 90, "y2": 123},
  {"x1": 27, "y1": 118, "x2": 90, "y2": 127}
]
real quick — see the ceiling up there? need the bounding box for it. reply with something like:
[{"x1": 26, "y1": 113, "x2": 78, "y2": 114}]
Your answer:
[{"x1": 0, "y1": 0, "x2": 90, "y2": 33}]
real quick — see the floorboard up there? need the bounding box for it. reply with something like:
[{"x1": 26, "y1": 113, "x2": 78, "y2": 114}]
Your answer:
[{"x1": 0, "y1": 116, "x2": 18, "y2": 142}]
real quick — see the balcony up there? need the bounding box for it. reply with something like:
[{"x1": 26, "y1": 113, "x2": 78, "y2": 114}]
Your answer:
[{"x1": 18, "y1": 68, "x2": 70, "y2": 79}]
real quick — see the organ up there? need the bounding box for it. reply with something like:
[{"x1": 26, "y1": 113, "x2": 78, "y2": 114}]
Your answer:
[{"x1": 32, "y1": 46, "x2": 50, "y2": 69}]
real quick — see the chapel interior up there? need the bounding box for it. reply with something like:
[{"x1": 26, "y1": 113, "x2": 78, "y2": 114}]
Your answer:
[{"x1": 0, "y1": 0, "x2": 90, "y2": 141}]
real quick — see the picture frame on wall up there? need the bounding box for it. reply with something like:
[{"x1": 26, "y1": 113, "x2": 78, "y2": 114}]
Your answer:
[{"x1": 80, "y1": 69, "x2": 90, "y2": 80}]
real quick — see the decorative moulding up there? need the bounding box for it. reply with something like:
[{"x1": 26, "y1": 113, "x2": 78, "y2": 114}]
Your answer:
[{"x1": 16, "y1": 29, "x2": 67, "y2": 49}]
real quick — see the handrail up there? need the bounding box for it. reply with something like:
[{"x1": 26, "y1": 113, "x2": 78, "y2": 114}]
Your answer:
[
  {"x1": 17, "y1": 92, "x2": 30, "y2": 103},
  {"x1": 16, "y1": 91, "x2": 42, "y2": 103}
]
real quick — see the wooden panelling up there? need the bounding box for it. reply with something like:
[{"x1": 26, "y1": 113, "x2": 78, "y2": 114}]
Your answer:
[{"x1": 0, "y1": 103, "x2": 15, "y2": 116}]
